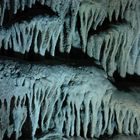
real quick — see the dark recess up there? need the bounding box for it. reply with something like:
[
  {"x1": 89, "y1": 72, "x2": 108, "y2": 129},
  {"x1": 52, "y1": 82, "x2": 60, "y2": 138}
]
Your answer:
[
  {"x1": 113, "y1": 71, "x2": 140, "y2": 90},
  {"x1": 1, "y1": 1, "x2": 56, "y2": 29}
]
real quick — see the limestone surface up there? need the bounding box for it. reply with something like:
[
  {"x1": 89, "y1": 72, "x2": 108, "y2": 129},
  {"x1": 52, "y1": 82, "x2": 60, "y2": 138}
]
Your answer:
[
  {"x1": 0, "y1": 59, "x2": 140, "y2": 140},
  {"x1": 0, "y1": 0, "x2": 140, "y2": 76},
  {"x1": 0, "y1": 0, "x2": 140, "y2": 140}
]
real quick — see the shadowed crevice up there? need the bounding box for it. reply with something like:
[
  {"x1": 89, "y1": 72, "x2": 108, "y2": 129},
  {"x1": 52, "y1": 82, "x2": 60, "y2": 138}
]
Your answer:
[{"x1": 1, "y1": 1, "x2": 57, "y2": 29}]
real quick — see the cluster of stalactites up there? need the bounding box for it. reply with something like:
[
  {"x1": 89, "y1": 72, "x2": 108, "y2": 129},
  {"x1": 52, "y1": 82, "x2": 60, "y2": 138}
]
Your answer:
[
  {"x1": 0, "y1": 60, "x2": 112, "y2": 139},
  {"x1": 0, "y1": 0, "x2": 81, "y2": 25},
  {"x1": 0, "y1": 0, "x2": 140, "y2": 77},
  {"x1": 1, "y1": 60, "x2": 140, "y2": 140},
  {"x1": 0, "y1": 0, "x2": 139, "y2": 26}
]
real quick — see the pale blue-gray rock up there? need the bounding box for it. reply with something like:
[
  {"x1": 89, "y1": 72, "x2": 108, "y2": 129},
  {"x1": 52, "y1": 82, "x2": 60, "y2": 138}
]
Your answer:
[{"x1": 0, "y1": 0, "x2": 140, "y2": 140}]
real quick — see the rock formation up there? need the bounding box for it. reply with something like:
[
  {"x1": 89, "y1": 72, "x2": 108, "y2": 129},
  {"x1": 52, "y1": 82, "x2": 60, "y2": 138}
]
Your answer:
[{"x1": 0, "y1": 0, "x2": 140, "y2": 140}]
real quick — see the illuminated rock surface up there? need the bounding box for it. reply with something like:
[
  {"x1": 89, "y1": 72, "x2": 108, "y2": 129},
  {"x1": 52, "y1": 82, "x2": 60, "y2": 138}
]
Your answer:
[{"x1": 0, "y1": 0, "x2": 140, "y2": 140}]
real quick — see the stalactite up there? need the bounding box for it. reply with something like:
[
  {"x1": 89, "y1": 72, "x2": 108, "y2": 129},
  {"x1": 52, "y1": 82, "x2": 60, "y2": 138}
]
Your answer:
[
  {"x1": 0, "y1": 0, "x2": 140, "y2": 140},
  {"x1": 0, "y1": 0, "x2": 140, "y2": 77},
  {"x1": 0, "y1": 60, "x2": 140, "y2": 140}
]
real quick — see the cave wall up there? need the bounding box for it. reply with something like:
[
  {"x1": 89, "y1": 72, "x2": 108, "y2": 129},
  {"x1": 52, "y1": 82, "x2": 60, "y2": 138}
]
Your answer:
[{"x1": 0, "y1": 0, "x2": 140, "y2": 140}]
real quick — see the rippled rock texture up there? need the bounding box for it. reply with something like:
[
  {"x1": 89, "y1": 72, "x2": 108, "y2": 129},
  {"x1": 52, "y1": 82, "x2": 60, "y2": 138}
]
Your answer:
[{"x1": 0, "y1": 0, "x2": 140, "y2": 140}]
